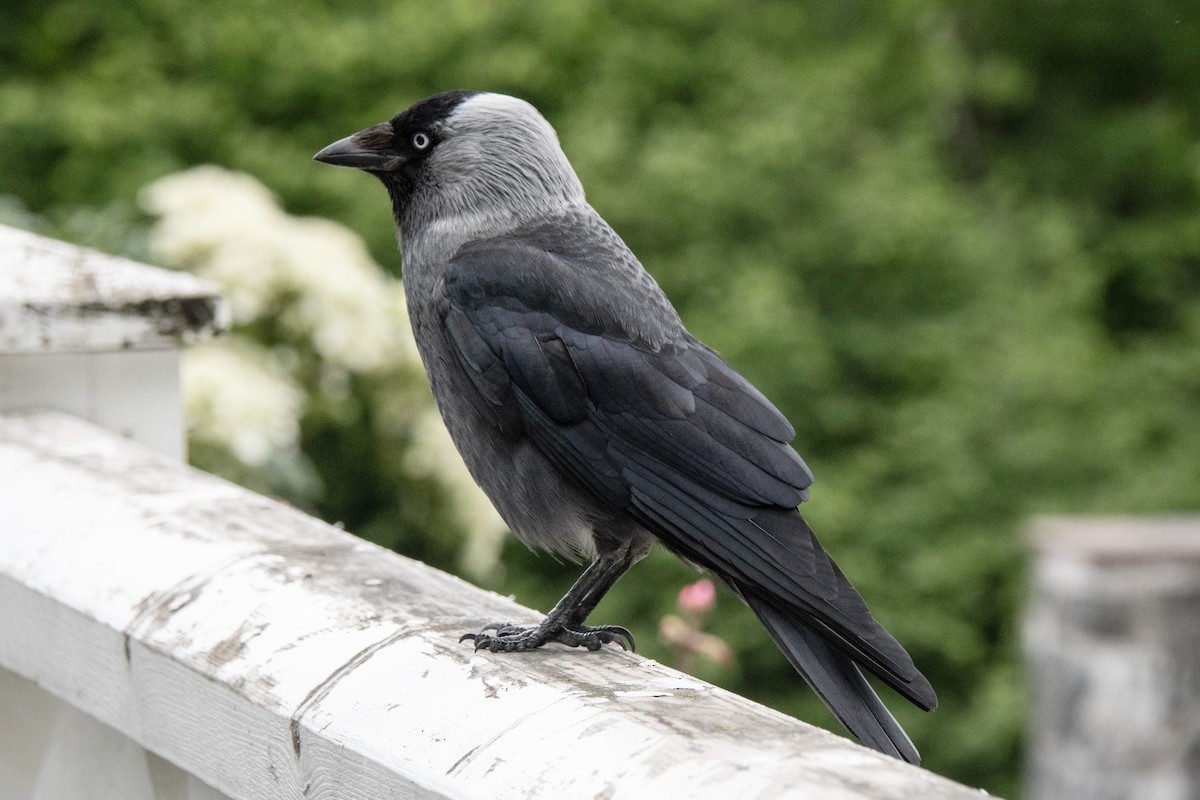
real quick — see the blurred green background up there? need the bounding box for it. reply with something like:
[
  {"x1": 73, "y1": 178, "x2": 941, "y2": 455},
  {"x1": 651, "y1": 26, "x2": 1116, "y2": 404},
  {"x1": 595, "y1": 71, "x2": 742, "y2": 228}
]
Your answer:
[{"x1": 4, "y1": 1, "x2": 1200, "y2": 795}]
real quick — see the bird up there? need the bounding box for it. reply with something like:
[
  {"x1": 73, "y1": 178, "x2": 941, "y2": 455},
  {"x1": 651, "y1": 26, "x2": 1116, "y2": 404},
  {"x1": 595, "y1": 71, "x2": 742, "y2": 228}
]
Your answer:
[{"x1": 314, "y1": 90, "x2": 937, "y2": 763}]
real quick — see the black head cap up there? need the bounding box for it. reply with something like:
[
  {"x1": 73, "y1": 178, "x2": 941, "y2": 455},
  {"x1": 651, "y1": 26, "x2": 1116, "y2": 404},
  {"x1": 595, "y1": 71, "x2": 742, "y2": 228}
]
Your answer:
[{"x1": 389, "y1": 90, "x2": 480, "y2": 135}]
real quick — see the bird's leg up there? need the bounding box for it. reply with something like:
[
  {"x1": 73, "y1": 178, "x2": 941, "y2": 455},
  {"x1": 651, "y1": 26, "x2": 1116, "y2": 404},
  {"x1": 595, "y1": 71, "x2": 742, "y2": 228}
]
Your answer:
[{"x1": 462, "y1": 550, "x2": 636, "y2": 653}]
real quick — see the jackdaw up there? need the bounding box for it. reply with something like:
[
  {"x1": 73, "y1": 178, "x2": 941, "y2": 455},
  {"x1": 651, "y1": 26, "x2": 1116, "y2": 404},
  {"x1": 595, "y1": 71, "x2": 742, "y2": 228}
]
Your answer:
[{"x1": 314, "y1": 91, "x2": 937, "y2": 763}]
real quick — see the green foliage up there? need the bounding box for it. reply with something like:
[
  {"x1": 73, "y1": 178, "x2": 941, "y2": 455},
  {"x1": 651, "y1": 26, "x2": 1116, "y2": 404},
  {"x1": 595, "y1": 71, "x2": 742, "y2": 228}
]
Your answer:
[{"x1": 5, "y1": 1, "x2": 1200, "y2": 795}]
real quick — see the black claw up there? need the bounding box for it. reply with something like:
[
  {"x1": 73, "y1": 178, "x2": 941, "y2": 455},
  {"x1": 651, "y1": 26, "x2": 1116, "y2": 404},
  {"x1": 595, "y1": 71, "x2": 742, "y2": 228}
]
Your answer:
[
  {"x1": 554, "y1": 625, "x2": 635, "y2": 651},
  {"x1": 459, "y1": 620, "x2": 634, "y2": 654},
  {"x1": 461, "y1": 621, "x2": 518, "y2": 648},
  {"x1": 603, "y1": 627, "x2": 634, "y2": 651}
]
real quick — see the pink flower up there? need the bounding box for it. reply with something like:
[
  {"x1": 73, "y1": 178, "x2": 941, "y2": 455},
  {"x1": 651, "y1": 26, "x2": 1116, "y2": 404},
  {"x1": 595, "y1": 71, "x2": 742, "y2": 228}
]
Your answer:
[{"x1": 678, "y1": 578, "x2": 716, "y2": 614}]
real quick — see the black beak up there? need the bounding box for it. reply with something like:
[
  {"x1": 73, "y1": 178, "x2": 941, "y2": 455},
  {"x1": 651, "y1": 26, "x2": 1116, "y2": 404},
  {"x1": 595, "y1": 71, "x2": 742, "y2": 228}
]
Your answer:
[{"x1": 313, "y1": 134, "x2": 398, "y2": 170}]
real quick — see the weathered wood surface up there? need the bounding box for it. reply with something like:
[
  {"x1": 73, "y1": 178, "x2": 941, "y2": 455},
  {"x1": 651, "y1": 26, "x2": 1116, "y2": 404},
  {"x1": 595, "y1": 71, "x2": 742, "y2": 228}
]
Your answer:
[
  {"x1": 0, "y1": 223, "x2": 227, "y2": 353},
  {"x1": 0, "y1": 410, "x2": 982, "y2": 799},
  {"x1": 1, "y1": 666, "x2": 232, "y2": 800}
]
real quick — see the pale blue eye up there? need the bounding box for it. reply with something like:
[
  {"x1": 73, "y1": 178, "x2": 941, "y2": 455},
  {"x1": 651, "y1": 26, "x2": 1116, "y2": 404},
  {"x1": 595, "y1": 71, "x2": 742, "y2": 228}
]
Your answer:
[{"x1": 412, "y1": 132, "x2": 431, "y2": 150}]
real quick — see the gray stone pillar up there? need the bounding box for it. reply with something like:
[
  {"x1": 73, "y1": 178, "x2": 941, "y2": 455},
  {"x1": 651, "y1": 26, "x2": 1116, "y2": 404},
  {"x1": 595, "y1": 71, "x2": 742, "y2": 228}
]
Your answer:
[{"x1": 1025, "y1": 516, "x2": 1200, "y2": 800}]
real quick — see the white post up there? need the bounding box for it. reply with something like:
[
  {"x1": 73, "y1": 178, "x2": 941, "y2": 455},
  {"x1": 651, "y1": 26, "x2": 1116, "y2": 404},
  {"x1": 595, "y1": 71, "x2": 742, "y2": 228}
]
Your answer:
[{"x1": 0, "y1": 224, "x2": 227, "y2": 459}]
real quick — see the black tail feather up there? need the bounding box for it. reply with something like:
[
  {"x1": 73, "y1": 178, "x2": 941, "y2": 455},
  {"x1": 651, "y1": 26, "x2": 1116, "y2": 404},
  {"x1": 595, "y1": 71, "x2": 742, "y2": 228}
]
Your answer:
[{"x1": 742, "y1": 590, "x2": 923, "y2": 764}]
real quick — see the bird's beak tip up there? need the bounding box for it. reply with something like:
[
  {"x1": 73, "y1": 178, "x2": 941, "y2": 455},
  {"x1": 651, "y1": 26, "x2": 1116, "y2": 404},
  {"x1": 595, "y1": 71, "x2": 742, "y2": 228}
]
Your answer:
[{"x1": 313, "y1": 134, "x2": 394, "y2": 170}]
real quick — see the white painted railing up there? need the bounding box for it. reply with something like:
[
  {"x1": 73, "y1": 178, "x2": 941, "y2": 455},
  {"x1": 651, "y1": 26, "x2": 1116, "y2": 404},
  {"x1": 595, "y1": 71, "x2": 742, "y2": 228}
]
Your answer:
[{"x1": 0, "y1": 224, "x2": 982, "y2": 799}]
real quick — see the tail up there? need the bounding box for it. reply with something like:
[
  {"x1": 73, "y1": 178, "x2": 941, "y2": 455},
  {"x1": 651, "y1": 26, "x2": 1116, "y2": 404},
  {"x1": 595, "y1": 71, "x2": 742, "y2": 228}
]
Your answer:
[{"x1": 741, "y1": 590, "x2": 927, "y2": 764}]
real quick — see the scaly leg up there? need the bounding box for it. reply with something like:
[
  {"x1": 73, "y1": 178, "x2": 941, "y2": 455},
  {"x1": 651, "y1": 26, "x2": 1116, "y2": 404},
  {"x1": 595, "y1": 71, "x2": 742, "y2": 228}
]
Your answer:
[{"x1": 461, "y1": 550, "x2": 636, "y2": 652}]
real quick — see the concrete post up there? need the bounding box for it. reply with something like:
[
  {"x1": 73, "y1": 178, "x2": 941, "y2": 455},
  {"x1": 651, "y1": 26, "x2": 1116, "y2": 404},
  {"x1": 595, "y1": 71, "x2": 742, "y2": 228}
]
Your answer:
[{"x1": 1025, "y1": 515, "x2": 1200, "y2": 800}]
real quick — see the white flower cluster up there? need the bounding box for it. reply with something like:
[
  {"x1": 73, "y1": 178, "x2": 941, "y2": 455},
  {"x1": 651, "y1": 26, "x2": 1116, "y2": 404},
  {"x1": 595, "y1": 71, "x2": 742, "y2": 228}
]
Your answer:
[
  {"x1": 182, "y1": 342, "x2": 303, "y2": 466},
  {"x1": 142, "y1": 165, "x2": 418, "y2": 371},
  {"x1": 141, "y1": 166, "x2": 507, "y2": 575}
]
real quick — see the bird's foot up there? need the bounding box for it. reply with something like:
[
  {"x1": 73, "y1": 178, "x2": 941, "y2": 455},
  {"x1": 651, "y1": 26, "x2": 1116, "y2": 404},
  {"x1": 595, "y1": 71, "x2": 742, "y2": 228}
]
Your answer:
[{"x1": 460, "y1": 620, "x2": 635, "y2": 653}]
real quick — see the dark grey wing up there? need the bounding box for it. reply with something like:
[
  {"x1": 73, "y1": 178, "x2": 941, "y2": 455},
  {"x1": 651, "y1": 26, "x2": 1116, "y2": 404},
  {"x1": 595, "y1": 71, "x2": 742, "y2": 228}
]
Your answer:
[
  {"x1": 445, "y1": 236, "x2": 811, "y2": 510},
  {"x1": 444, "y1": 236, "x2": 936, "y2": 743}
]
